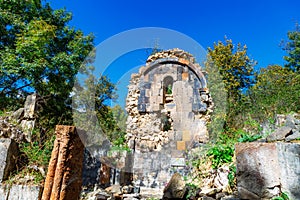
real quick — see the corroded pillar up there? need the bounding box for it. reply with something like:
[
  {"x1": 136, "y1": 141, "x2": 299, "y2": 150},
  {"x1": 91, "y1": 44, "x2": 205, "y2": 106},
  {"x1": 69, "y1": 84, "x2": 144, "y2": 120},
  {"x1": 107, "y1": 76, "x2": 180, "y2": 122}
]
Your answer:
[{"x1": 42, "y1": 125, "x2": 84, "y2": 200}]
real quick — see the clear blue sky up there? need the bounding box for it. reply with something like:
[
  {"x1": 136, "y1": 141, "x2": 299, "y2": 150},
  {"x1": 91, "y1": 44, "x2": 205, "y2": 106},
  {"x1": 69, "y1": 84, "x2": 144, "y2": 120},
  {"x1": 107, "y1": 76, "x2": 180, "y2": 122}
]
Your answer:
[
  {"x1": 50, "y1": 0, "x2": 299, "y2": 67},
  {"x1": 49, "y1": 0, "x2": 299, "y2": 106}
]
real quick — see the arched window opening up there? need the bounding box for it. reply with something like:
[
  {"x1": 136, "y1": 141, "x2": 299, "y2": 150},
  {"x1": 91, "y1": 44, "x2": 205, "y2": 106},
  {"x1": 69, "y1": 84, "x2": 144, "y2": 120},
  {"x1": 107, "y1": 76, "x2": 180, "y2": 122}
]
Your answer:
[{"x1": 163, "y1": 76, "x2": 173, "y2": 104}]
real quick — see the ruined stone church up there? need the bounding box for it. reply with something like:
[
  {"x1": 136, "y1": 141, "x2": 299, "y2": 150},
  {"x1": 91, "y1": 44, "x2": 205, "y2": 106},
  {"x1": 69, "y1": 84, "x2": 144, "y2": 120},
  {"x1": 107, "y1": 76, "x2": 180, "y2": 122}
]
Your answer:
[{"x1": 125, "y1": 48, "x2": 213, "y2": 189}]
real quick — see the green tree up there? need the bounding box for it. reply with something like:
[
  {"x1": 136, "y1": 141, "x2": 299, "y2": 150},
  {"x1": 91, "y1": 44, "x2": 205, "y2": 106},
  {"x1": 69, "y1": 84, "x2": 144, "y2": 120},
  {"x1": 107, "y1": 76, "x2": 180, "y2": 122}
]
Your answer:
[
  {"x1": 72, "y1": 67, "x2": 127, "y2": 147},
  {"x1": 206, "y1": 38, "x2": 256, "y2": 128},
  {"x1": 249, "y1": 65, "x2": 300, "y2": 119},
  {"x1": 0, "y1": 0, "x2": 94, "y2": 125},
  {"x1": 283, "y1": 23, "x2": 300, "y2": 72}
]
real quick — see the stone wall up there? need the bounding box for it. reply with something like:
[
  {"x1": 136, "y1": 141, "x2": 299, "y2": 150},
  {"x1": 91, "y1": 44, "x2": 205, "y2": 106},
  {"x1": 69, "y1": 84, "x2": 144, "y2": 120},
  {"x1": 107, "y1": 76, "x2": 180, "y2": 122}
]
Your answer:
[{"x1": 125, "y1": 49, "x2": 213, "y2": 193}]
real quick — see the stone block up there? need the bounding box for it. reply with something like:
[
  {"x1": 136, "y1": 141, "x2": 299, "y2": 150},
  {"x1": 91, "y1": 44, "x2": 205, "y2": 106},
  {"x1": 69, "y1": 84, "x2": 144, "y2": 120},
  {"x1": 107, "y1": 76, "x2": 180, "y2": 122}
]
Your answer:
[
  {"x1": 139, "y1": 187, "x2": 164, "y2": 199},
  {"x1": 177, "y1": 67, "x2": 183, "y2": 81},
  {"x1": 144, "y1": 82, "x2": 151, "y2": 89},
  {"x1": 199, "y1": 103, "x2": 207, "y2": 113},
  {"x1": 285, "y1": 130, "x2": 300, "y2": 141},
  {"x1": 182, "y1": 130, "x2": 191, "y2": 141},
  {"x1": 285, "y1": 114, "x2": 297, "y2": 129},
  {"x1": 20, "y1": 120, "x2": 35, "y2": 141},
  {"x1": 194, "y1": 79, "x2": 201, "y2": 88},
  {"x1": 42, "y1": 126, "x2": 84, "y2": 200},
  {"x1": 276, "y1": 143, "x2": 300, "y2": 199},
  {"x1": 23, "y1": 93, "x2": 37, "y2": 119},
  {"x1": 140, "y1": 89, "x2": 145, "y2": 96},
  {"x1": 152, "y1": 104, "x2": 160, "y2": 112},
  {"x1": 236, "y1": 143, "x2": 280, "y2": 199},
  {"x1": 188, "y1": 112, "x2": 194, "y2": 119},
  {"x1": 9, "y1": 185, "x2": 42, "y2": 200},
  {"x1": 236, "y1": 142, "x2": 300, "y2": 200},
  {"x1": 176, "y1": 141, "x2": 186, "y2": 151},
  {"x1": 170, "y1": 158, "x2": 185, "y2": 167},
  {"x1": 12, "y1": 108, "x2": 24, "y2": 121},
  {"x1": 174, "y1": 131, "x2": 182, "y2": 141},
  {"x1": 0, "y1": 138, "x2": 18, "y2": 182},
  {"x1": 163, "y1": 173, "x2": 186, "y2": 199},
  {"x1": 182, "y1": 72, "x2": 189, "y2": 81},
  {"x1": 266, "y1": 126, "x2": 292, "y2": 142},
  {"x1": 137, "y1": 104, "x2": 146, "y2": 113},
  {"x1": 170, "y1": 149, "x2": 183, "y2": 157},
  {"x1": 145, "y1": 89, "x2": 150, "y2": 97},
  {"x1": 0, "y1": 184, "x2": 9, "y2": 200}
]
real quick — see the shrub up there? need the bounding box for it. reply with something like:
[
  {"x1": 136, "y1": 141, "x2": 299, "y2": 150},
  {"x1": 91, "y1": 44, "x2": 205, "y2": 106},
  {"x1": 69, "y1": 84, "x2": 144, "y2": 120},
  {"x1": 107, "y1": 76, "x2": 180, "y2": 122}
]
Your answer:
[{"x1": 207, "y1": 143, "x2": 234, "y2": 169}]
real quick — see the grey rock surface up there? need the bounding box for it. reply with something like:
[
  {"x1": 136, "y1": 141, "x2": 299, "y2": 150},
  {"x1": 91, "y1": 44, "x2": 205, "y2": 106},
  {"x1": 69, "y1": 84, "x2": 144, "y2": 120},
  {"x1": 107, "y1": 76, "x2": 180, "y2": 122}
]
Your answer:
[
  {"x1": 285, "y1": 130, "x2": 300, "y2": 141},
  {"x1": 266, "y1": 126, "x2": 292, "y2": 142},
  {"x1": 9, "y1": 185, "x2": 42, "y2": 200},
  {"x1": 163, "y1": 173, "x2": 186, "y2": 199},
  {"x1": 236, "y1": 142, "x2": 300, "y2": 200},
  {"x1": 0, "y1": 138, "x2": 18, "y2": 182},
  {"x1": 0, "y1": 184, "x2": 42, "y2": 200}
]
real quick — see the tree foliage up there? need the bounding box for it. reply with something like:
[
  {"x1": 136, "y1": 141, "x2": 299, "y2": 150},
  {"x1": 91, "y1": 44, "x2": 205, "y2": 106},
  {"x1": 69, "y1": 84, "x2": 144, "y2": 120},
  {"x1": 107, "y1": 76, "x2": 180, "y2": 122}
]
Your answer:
[
  {"x1": 0, "y1": 0, "x2": 96, "y2": 129},
  {"x1": 206, "y1": 38, "x2": 256, "y2": 129},
  {"x1": 72, "y1": 70, "x2": 126, "y2": 147},
  {"x1": 249, "y1": 65, "x2": 300, "y2": 119},
  {"x1": 283, "y1": 23, "x2": 300, "y2": 72},
  {"x1": 0, "y1": 0, "x2": 94, "y2": 114},
  {"x1": 207, "y1": 38, "x2": 255, "y2": 99}
]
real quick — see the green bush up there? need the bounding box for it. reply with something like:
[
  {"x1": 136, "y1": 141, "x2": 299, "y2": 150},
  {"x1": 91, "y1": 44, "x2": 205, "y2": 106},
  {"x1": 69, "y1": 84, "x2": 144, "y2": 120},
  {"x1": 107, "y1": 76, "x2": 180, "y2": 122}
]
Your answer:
[
  {"x1": 207, "y1": 143, "x2": 234, "y2": 169},
  {"x1": 237, "y1": 131, "x2": 262, "y2": 142}
]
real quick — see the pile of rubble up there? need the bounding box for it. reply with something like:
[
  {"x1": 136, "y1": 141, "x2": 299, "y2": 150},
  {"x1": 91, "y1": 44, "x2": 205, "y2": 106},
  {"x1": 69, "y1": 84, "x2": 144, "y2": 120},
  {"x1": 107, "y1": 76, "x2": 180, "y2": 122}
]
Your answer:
[
  {"x1": 0, "y1": 115, "x2": 24, "y2": 143},
  {"x1": 146, "y1": 48, "x2": 196, "y2": 64},
  {"x1": 0, "y1": 94, "x2": 39, "y2": 143}
]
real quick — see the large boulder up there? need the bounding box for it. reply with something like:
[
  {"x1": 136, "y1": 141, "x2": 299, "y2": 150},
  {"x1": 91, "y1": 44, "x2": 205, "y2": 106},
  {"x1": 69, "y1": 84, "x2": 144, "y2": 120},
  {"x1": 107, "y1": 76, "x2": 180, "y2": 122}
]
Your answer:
[
  {"x1": 236, "y1": 142, "x2": 300, "y2": 200},
  {"x1": 0, "y1": 138, "x2": 19, "y2": 182},
  {"x1": 7, "y1": 185, "x2": 42, "y2": 200},
  {"x1": 0, "y1": 184, "x2": 42, "y2": 200},
  {"x1": 163, "y1": 173, "x2": 186, "y2": 199}
]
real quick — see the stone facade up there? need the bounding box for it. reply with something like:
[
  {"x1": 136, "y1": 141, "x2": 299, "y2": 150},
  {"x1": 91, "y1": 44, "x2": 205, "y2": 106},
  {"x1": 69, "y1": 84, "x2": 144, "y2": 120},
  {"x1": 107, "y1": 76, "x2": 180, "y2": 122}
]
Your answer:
[{"x1": 125, "y1": 49, "x2": 213, "y2": 191}]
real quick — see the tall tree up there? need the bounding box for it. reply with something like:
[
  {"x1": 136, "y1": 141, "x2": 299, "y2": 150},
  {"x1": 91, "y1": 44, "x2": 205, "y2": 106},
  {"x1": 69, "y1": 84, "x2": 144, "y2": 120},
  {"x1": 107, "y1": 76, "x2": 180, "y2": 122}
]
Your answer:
[
  {"x1": 0, "y1": 0, "x2": 95, "y2": 128},
  {"x1": 0, "y1": 0, "x2": 94, "y2": 114},
  {"x1": 206, "y1": 38, "x2": 256, "y2": 128},
  {"x1": 283, "y1": 23, "x2": 300, "y2": 72}
]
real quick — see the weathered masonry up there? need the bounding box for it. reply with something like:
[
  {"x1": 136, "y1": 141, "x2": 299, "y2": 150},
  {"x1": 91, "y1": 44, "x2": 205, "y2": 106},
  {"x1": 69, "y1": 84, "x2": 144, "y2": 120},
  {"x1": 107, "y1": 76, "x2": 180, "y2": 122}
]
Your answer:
[{"x1": 125, "y1": 49, "x2": 213, "y2": 189}]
